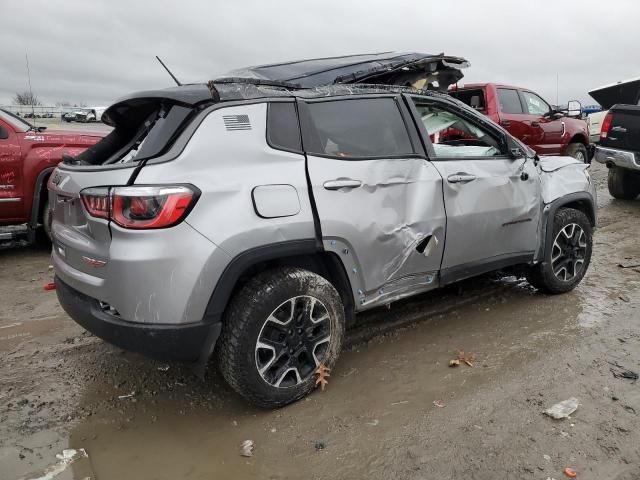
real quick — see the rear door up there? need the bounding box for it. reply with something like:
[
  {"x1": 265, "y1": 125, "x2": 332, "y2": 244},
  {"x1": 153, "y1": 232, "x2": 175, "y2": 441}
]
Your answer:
[
  {"x1": 300, "y1": 96, "x2": 446, "y2": 306},
  {"x1": 408, "y1": 95, "x2": 540, "y2": 279},
  {"x1": 521, "y1": 90, "x2": 563, "y2": 155},
  {"x1": 495, "y1": 87, "x2": 533, "y2": 146}
]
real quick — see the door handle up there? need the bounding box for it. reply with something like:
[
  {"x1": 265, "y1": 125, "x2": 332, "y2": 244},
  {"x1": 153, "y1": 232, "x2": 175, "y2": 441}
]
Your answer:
[
  {"x1": 500, "y1": 120, "x2": 511, "y2": 128},
  {"x1": 323, "y1": 179, "x2": 362, "y2": 190},
  {"x1": 531, "y1": 121, "x2": 541, "y2": 128},
  {"x1": 447, "y1": 173, "x2": 477, "y2": 184}
]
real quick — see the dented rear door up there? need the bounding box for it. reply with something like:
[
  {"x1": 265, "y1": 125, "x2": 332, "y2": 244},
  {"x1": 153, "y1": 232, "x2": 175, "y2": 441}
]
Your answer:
[{"x1": 300, "y1": 96, "x2": 446, "y2": 308}]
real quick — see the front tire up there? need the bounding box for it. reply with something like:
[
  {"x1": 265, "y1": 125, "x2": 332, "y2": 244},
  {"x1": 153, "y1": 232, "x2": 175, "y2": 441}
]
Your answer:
[
  {"x1": 608, "y1": 166, "x2": 640, "y2": 200},
  {"x1": 527, "y1": 208, "x2": 592, "y2": 294},
  {"x1": 565, "y1": 142, "x2": 588, "y2": 163},
  {"x1": 217, "y1": 267, "x2": 345, "y2": 408}
]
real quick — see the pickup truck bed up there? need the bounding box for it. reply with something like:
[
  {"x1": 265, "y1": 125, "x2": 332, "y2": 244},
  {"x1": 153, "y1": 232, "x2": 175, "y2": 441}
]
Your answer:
[{"x1": 595, "y1": 103, "x2": 640, "y2": 199}]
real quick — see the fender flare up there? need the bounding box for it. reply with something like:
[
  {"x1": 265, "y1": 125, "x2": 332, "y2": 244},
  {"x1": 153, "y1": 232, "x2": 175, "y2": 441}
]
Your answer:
[
  {"x1": 196, "y1": 239, "x2": 321, "y2": 369},
  {"x1": 27, "y1": 167, "x2": 55, "y2": 240},
  {"x1": 537, "y1": 192, "x2": 595, "y2": 263}
]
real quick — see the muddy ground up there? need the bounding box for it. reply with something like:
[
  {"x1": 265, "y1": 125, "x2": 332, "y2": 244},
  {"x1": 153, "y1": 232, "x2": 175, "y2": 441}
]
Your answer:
[{"x1": 1, "y1": 161, "x2": 640, "y2": 480}]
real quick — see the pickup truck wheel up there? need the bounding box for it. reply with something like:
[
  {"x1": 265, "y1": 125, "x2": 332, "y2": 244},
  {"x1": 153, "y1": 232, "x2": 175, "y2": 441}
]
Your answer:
[
  {"x1": 527, "y1": 208, "x2": 592, "y2": 294},
  {"x1": 217, "y1": 267, "x2": 345, "y2": 408},
  {"x1": 565, "y1": 142, "x2": 588, "y2": 163},
  {"x1": 607, "y1": 167, "x2": 640, "y2": 200}
]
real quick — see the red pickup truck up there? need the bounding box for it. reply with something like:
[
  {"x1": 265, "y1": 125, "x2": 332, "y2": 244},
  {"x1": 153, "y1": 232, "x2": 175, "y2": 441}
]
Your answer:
[
  {"x1": 450, "y1": 83, "x2": 590, "y2": 161},
  {"x1": 0, "y1": 109, "x2": 104, "y2": 246}
]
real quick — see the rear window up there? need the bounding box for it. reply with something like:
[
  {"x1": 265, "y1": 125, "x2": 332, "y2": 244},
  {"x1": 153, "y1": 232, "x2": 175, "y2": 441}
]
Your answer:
[
  {"x1": 450, "y1": 89, "x2": 486, "y2": 111},
  {"x1": 267, "y1": 102, "x2": 302, "y2": 152},
  {"x1": 497, "y1": 88, "x2": 524, "y2": 114},
  {"x1": 73, "y1": 102, "x2": 194, "y2": 166},
  {"x1": 303, "y1": 98, "x2": 414, "y2": 158}
]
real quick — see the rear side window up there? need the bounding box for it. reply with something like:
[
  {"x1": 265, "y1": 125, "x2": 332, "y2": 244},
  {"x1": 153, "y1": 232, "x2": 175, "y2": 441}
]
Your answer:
[
  {"x1": 450, "y1": 89, "x2": 486, "y2": 111},
  {"x1": 497, "y1": 88, "x2": 524, "y2": 114},
  {"x1": 267, "y1": 102, "x2": 302, "y2": 152},
  {"x1": 303, "y1": 98, "x2": 414, "y2": 158}
]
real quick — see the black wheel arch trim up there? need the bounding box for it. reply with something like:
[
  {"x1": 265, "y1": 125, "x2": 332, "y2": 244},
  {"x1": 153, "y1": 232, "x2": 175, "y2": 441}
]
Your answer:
[
  {"x1": 538, "y1": 192, "x2": 595, "y2": 264},
  {"x1": 27, "y1": 167, "x2": 55, "y2": 241},
  {"x1": 198, "y1": 239, "x2": 355, "y2": 365}
]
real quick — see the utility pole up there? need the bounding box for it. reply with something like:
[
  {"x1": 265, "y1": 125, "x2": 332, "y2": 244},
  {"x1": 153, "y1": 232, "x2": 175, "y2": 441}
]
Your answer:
[
  {"x1": 556, "y1": 72, "x2": 559, "y2": 107},
  {"x1": 25, "y1": 52, "x2": 36, "y2": 122}
]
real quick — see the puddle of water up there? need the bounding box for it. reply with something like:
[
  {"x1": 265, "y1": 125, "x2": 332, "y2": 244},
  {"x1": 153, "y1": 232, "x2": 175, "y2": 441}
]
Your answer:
[{"x1": 64, "y1": 276, "x2": 584, "y2": 480}]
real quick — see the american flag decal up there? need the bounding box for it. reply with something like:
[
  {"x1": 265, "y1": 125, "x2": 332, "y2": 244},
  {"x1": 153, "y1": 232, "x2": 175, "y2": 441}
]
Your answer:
[{"x1": 223, "y1": 114, "x2": 251, "y2": 131}]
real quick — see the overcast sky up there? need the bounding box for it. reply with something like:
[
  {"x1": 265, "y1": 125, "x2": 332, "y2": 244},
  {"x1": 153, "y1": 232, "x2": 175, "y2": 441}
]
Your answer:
[{"x1": 1, "y1": 0, "x2": 638, "y2": 107}]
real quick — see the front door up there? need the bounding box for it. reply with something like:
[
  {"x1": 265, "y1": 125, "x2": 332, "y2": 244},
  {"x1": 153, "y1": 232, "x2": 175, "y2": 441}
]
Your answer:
[
  {"x1": 300, "y1": 96, "x2": 446, "y2": 306},
  {"x1": 521, "y1": 90, "x2": 564, "y2": 155},
  {"x1": 409, "y1": 96, "x2": 540, "y2": 278},
  {"x1": 0, "y1": 119, "x2": 24, "y2": 221}
]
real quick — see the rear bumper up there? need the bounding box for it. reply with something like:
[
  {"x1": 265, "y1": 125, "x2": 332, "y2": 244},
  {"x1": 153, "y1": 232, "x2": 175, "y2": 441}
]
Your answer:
[
  {"x1": 595, "y1": 146, "x2": 640, "y2": 170},
  {"x1": 55, "y1": 276, "x2": 221, "y2": 362}
]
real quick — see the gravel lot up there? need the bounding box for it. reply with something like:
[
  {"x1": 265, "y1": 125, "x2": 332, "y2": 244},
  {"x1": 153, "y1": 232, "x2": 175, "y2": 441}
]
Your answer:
[{"x1": 1, "y1": 161, "x2": 640, "y2": 479}]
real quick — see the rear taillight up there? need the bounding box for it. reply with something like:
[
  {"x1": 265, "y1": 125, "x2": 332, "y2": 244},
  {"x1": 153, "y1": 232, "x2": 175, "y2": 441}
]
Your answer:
[
  {"x1": 80, "y1": 187, "x2": 110, "y2": 219},
  {"x1": 79, "y1": 185, "x2": 198, "y2": 229},
  {"x1": 600, "y1": 112, "x2": 613, "y2": 140}
]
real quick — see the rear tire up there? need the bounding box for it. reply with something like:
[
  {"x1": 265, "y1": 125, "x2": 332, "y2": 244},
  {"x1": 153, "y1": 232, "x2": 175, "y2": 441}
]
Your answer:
[
  {"x1": 608, "y1": 167, "x2": 640, "y2": 200},
  {"x1": 217, "y1": 267, "x2": 345, "y2": 408},
  {"x1": 34, "y1": 199, "x2": 52, "y2": 247},
  {"x1": 527, "y1": 208, "x2": 592, "y2": 294},
  {"x1": 565, "y1": 142, "x2": 588, "y2": 162}
]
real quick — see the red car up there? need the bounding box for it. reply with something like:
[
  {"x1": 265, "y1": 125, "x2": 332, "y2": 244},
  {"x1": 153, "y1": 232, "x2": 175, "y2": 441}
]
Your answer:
[
  {"x1": 450, "y1": 83, "x2": 590, "y2": 161},
  {"x1": 0, "y1": 109, "x2": 104, "y2": 245}
]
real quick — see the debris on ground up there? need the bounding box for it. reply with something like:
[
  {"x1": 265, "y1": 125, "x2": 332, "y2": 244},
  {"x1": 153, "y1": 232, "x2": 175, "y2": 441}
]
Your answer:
[
  {"x1": 618, "y1": 259, "x2": 640, "y2": 268},
  {"x1": 117, "y1": 391, "x2": 136, "y2": 400},
  {"x1": 563, "y1": 466, "x2": 577, "y2": 477},
  {"x1": 314, "y1": 441, "x2": 326, "y2": 451},
  {"x1": 450, "y1": 351, "x2": 475, "y2": 367},
  {"x1": 157, "y1": 365, "x2": 170, "y2": 372},
  {"x1": 27, "y1": 448, "x2": 89, "y2": 480},
  {"x1": 315, "y1": 364, "x2": 330, "y2": 391},
  {"x1": 433, "y1": 400, "x2": 446, "y2": 408},
  {"x1": 240, "y1": 440, "x2": 254, "y2": 457},
  {"x1": 619, "y1": 294, "x2": 631, "y2": 303},
  {"x1": 610, "y1": 364, "x2": 639, "y2": 381},
  {"x1": 544, "y1": 397, "x2": 579, "y2": 419},
  {"x1": 43, "y1": 281, "x2": 56, "y2": 291}
]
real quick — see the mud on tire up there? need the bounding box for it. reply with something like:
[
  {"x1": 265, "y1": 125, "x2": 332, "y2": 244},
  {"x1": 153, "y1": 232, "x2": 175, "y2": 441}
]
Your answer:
[
  {"x1": 527, "y1": 208, "x2": 592, "y2": 294},
  {"x1": 608, "y1": 167, "x2": 640, "y2": 200},
  {"x1": 565, "y1": 142, "x2": 588, "y2": 163},
  {"x1": 216, "y1": 267, "x2": 345, "y2": 408}
]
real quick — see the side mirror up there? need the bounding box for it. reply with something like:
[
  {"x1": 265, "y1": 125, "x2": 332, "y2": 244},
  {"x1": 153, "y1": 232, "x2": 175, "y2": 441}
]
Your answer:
[
  {"x1": 567, "y1": 100, "x2": 582, "y2": 118},
  {"x1": 0, "y1": 126, "x2": 8, "y2": 140},
  {"x1": 509, "y1": 147, "x2": 524, "y2": 159}
]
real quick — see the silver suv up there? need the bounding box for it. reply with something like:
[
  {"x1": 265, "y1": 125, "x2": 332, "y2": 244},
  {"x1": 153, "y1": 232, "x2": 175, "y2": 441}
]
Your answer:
[{"x1": 49, "y1": 53, "x2": 596, "y2": 407}]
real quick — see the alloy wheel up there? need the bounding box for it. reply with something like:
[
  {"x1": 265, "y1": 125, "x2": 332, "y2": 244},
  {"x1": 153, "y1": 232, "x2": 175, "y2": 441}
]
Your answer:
[
  {"x1": 255, "y1": 296, "x2": 331, "y2": 388},
  {"x1": 551, "y1": 223, "x2": 587, "y2": 281}
]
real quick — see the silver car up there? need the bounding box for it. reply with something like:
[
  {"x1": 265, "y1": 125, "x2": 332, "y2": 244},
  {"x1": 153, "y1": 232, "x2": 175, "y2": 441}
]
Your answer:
[{"x1": 49, "y1": 53, "x2": 596, "y2": 407}]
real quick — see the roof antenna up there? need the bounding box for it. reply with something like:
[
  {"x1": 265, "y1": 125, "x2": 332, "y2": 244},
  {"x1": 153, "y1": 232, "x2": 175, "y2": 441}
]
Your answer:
[{"x1": 156, "y1": 56, "x2": 182, "y2": 86}]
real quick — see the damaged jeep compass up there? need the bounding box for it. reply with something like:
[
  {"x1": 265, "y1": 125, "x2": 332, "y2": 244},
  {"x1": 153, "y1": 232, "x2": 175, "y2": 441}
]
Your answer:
[{"x1": 49, "y1": 53, "x2": 596, "y2": 407}]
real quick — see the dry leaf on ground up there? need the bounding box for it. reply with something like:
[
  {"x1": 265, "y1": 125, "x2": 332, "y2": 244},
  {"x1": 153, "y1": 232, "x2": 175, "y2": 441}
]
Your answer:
[{"x1": 315, "y1": 364, "x2": 331, "y2": 391}]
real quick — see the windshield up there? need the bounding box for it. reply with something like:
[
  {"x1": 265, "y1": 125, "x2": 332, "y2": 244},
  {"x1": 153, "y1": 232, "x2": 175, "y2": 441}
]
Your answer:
[{"x1": 0, "y1": 109, "x2": 34, "y2": 132}]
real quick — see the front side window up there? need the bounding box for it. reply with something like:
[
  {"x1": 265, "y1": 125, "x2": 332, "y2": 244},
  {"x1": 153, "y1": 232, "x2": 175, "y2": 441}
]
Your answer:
[
  {"x1": 414, "y1": 103, "x2": 504, "y2": 158},
  {"x1": 497, "y1": 88, "x2": 524, "y2": 114},
  {"x1": 522, "y1": 91, "x2": 551, "y2": 116},
  {"x1": 303, "y1": 98, "x2": 414, "y2": 158}
]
